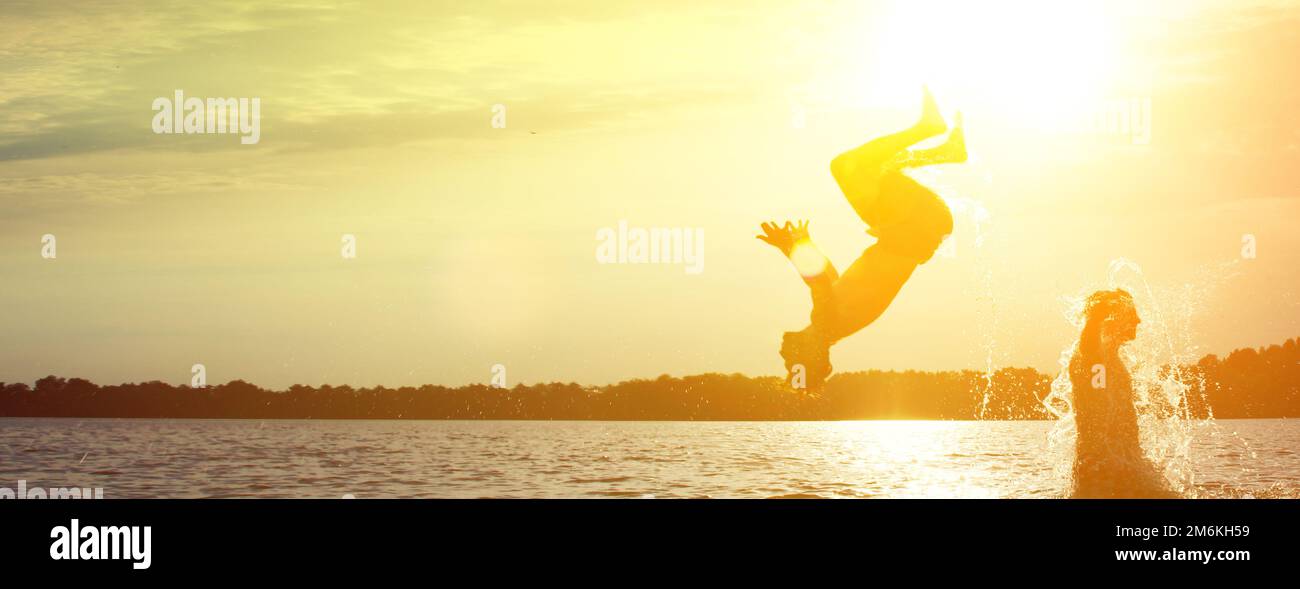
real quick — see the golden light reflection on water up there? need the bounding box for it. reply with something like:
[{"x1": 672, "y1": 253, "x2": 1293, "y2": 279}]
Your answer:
[{"x1": 821, "y1": 421, "x2": 1012, "y2": 498}]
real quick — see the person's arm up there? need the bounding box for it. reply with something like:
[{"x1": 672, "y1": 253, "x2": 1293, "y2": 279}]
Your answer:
[
  {"x1": 757, "y1": 220, "x2": 839, "y2": 293},
  {"x1": 788, "y1": 221, "x2": 839, "y2": 285}
]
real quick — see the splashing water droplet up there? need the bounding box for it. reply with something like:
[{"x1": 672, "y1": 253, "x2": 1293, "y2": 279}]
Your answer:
[{"x1": 1042, "y1": 258, "x2": 1239, "y2": 497}]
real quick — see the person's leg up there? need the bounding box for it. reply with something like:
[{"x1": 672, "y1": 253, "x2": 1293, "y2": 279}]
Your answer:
[
  {"x1": 868, "y1": 171, "x2": 954, "y2": 263},
  {"x1": 830, "y1": 87, "x2": 947, "y2": 225}
]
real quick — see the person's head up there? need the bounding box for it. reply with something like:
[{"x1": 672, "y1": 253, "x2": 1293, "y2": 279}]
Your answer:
[
  {"x1": 781, "y1": 328, "x2": 832, "y2": 391},
  {"x1": 1082, "y1": 289, "x2": 1140, "y2": 349}
]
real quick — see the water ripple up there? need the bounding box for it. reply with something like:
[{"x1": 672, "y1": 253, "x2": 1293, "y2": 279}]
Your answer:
[{"x1": 0, "y1": 418, "x2": 1296, "y2": 498}]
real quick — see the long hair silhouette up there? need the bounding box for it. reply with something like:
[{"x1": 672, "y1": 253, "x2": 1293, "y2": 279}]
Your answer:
[{"x1": 1068, "y1": 289, "x2": 1177, "y2": 498}]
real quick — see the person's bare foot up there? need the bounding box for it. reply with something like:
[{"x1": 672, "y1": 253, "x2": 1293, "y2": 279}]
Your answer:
[
  {"x1": 899, "y1": 111, "x2": 966, "y2": 167},
  {"x1": 938, "y1": 111, "x2": 966, "y2": 163},
  {"x1": 916, "y1": 86, "x2": 948, "y2": 138}
]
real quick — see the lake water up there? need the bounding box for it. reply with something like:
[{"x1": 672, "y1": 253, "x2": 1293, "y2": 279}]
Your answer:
[{"x1": 0, "y1": 418, "x2": 1296, "y2": 498}]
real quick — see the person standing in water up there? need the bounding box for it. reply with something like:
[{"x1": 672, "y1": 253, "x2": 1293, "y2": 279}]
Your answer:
[
  {"x1": 1068, "y1": 289, "x2": 1177, "y2": 498},
  {"x1": 757, "y1": 88, "x2": 964, "y2": 390}
]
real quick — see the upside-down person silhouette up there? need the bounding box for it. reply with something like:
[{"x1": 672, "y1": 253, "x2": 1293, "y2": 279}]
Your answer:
[{"x1": 758, "y1": 88, "x2": 963, "y2": 391}]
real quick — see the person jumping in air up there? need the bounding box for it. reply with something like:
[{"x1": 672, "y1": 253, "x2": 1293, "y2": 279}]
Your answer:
[{"x1": 758, "y1": 87, "x2": 964, "y2": 391}]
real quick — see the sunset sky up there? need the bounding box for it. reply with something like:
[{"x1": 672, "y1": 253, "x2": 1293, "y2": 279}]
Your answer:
[{"x1": 1, "y1": 0, "x2": 1298, "y2": 388}]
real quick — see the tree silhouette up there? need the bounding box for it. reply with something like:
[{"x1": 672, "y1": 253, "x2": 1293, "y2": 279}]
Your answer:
[{"x1": 2, "y1": 338, "x2": 1297, "y2": 420}]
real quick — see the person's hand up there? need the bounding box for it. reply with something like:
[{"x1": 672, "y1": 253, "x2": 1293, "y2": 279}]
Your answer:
[
  {"x1": 790, "y1": 219, "x2": 810, "y2": 242},
  {"x1": 756, "y1": 221, "x2": 795, "y2": 256}
]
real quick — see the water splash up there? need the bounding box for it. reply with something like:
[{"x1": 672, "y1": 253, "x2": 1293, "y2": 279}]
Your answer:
[
  {"x1": 1041, "y1": 258, "x2": 1233, "y2": 496},
  {"x1": 930, "y1": 169, "x2": 999, "y2": 419}
]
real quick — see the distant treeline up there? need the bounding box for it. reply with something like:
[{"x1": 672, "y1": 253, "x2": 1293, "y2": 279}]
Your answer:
[
  {"x1": 1186, "y1": 337, "x2": 1300, "y2": 418},
  {"x1": 2, "y1": 338, "x2": 1297, "y2": 420}
]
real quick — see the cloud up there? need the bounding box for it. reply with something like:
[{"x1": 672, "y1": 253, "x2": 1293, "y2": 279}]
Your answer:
[{"x1": 0, "y1": 0, "x2": 774, "y2": 163}]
